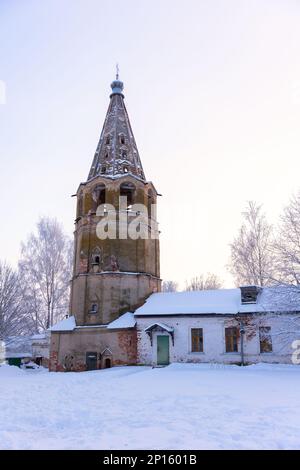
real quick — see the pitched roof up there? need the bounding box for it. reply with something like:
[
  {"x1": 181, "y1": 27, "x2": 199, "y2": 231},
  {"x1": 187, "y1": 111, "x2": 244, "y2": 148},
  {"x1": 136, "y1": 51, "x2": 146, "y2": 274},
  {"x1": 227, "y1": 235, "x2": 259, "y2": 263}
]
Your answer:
[
  {"x1": 49, "y1": 316, "x2": 76, "y2": 332},
  {"x1": 106, "y1": 312, "x2": 136, "y2": 329},
  {"x1": 87, "y1": 76, "x2": 145, "y2": 182},
  {"x1": 134, "y1": 286, "x2": 300, "y2": 316}
]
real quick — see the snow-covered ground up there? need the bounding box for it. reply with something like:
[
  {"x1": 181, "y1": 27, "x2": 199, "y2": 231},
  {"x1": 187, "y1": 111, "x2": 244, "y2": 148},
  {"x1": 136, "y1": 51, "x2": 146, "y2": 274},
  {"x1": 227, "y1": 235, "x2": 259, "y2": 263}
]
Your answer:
[{"x1": 0, "y1": 363, "x2": 300, "y2": 450}]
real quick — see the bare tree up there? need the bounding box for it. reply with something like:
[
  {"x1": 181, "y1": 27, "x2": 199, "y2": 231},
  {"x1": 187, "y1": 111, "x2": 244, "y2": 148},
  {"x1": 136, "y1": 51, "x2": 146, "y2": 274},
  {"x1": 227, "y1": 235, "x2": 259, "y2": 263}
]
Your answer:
[
  {"x1": 229, "y1": 201, "x2": 275, "y2": 287},
  {"x1": 0, "y1": 261, "x2": 30, "y2": 341},
  {"x1": 185, "y1": 273, "x2": 222, "y2": 291},
  {"x1": 162, "y1": 280, "x2": 178, "y2": 292},
  {"x1": 269, "y1": 193, "x2": 300, "y2": 349},
  {"x1": 273, "y1": 192, "x2": 300, "y2": 286},
  {"x1": 19, "y1": 217, "x2": 73, "y2": 331}
]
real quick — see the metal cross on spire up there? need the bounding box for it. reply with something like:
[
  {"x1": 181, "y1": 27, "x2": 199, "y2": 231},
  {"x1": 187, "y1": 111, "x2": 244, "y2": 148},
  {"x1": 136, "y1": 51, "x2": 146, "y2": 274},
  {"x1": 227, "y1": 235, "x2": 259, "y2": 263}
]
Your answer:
[{"x1": 116, "y1": 63, "x2": 119, "y2": 80}]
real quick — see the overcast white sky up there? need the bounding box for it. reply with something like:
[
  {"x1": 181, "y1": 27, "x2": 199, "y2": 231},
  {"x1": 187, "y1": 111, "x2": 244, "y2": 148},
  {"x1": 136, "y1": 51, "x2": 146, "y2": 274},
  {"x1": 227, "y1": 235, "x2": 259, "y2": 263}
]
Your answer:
[{"x1": 1, "y1": 0, "x2": 300, "y2": 288}]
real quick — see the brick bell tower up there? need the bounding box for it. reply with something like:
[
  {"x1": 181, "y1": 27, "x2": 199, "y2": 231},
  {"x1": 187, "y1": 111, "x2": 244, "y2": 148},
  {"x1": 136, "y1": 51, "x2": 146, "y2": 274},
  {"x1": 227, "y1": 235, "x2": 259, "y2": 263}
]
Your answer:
[
  {"x1": 49, "y1": 74, "x2": 161, "y2": 371},
  {"x1": 70, "y1": 73, "x2": 161, "y2": 327}
]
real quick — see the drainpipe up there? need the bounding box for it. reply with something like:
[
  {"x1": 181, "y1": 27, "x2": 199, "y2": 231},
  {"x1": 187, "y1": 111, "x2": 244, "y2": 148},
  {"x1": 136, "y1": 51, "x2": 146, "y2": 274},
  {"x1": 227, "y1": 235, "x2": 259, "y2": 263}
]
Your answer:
[{"x1": 240, "y1": 319, "x2": 245, "y2": 366}]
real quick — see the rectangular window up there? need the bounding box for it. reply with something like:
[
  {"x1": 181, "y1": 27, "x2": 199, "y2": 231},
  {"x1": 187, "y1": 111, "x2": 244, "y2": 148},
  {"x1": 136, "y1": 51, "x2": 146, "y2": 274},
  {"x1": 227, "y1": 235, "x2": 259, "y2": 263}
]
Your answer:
[
  {"x1": 191, "y1": 328, "x2": 203, "y2": 352},
  {"x1": 259, "y1": 327, "x2": 272, "y2": 353},
  {"x1": 225, "y1": 327, "x2": 238, "y2": 353}
]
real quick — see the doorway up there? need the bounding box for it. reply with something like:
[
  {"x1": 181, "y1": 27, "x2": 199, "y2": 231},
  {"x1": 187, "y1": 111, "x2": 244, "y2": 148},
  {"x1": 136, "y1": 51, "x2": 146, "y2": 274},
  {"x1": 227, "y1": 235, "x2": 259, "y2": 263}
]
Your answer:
[
  {"x1": 86, "y1": 352, "x2": 98, "y2": 371},
  {"x1": 157, "y1": 336, "x2": 169, "y2": 365},
  {"x1": 105, "y1": 358, "x2": 111, "y2": 368}
]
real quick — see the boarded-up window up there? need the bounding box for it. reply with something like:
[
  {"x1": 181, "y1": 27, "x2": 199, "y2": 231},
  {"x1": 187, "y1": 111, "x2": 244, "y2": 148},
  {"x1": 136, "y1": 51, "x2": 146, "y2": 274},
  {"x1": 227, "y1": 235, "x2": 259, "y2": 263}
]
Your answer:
[
  {"x1": 259, "y1": 327, "x2": 272, "y2": 353},
  {"x1": 191, "y1": 328, "x2": 203, "y2": 352},
  {"x1": 225, "y1": 327, "x2": 238, "y2": 352}
]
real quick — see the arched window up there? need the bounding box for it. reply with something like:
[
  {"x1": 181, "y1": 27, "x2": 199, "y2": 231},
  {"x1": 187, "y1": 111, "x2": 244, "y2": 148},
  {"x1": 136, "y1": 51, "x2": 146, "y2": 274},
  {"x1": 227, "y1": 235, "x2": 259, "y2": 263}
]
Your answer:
[
  {"x1": 120, "y1": 182, "x2": 135, "y2": 208},
  {"x1": 101, "y1": 166, "x2": 107, "y2": 174},
  {"x1": 91, "y1": 247, "x2": 102, "y2": 268},
  {"x1": 92, "y1": 184, "x2": 106, "y2": 211},
  {"x1": 89, "y1": 304, "x2": 98, "y2": 315},
  {"x1": 119, "y1": 134, "x2": 125, "y2": 145},
  {"x1": 105, "y1": 135, "x2": 110, "y2": 145}
]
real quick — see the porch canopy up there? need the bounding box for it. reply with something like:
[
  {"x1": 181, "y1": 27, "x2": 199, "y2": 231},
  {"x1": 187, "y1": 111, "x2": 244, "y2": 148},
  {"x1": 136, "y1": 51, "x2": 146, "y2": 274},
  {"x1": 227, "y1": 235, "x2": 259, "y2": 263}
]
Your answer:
[{"x1": 144, "y1": 322, "x2": 174, "y2": 345}]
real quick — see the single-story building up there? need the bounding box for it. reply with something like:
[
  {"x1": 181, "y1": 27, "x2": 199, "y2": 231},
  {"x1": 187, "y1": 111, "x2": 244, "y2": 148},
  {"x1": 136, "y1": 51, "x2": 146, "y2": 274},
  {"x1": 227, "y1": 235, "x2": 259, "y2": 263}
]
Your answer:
[
  {"x1": 135, "y1": 286, "x2": 300, "y2": 366},
  {"x1": 1, "y1": 334, "x2": 50, "y2": 368}
]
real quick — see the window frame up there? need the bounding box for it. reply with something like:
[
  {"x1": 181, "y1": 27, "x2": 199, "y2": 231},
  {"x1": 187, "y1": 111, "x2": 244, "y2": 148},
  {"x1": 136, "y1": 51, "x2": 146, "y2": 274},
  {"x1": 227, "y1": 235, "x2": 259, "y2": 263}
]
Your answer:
[
  {"x1": 191, "y1": 328, "x2": 204, "y2": 353},
  {"x1": 225, "y1": 326, "x2": 238, "y2": 353},
  {"x1": 259, "y1": 326, "x2": 273, "y2": 353}
]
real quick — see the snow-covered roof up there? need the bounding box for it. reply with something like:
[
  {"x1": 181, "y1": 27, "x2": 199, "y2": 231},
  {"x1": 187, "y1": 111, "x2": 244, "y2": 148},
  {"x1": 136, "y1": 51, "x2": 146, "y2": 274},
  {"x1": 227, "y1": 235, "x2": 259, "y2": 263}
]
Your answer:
[
  {"x1": 107, "y1": 312, "x2": 136, "y2": 329},
  {"x1": 5, "y1": 352, "x2": 32, "y2": 359},
  {"x1": 31, "y1": 334, "x2": 47, "y2": 340},
  {"x1": 134, "y1": 287, "x2": 300, "y2": 316},
  {"x1": 4, "y1": 336, "x2": 33, "y2": 356},
  {"x1": 49, "y1": 316, "x2": 76, "y2": 332}
]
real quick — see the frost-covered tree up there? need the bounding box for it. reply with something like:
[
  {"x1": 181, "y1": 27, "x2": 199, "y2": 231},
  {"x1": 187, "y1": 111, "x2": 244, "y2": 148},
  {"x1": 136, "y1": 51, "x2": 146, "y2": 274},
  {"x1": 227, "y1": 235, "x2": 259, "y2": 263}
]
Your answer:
[
  {"x1": 269, "y1": 193, "x2": 300, "y2": 348},
  {"x1": 19, "y1": 217, "x2": 73, "y2": 331},
  {"x1": 229, "y1": 201, "x2": 275, "y2": 287},
  {"x1": 185, "y1": 273, "x2": 222, "y2": 291},
  {"x1": 274, "y1": 192, "x2": 300, "y2": 286},
  {"x1": 0, "y1": 261, "x2": 30, "y2": 341},
  {"x1": 162, "y1": 280, "x2": 178, "y2": 292}
]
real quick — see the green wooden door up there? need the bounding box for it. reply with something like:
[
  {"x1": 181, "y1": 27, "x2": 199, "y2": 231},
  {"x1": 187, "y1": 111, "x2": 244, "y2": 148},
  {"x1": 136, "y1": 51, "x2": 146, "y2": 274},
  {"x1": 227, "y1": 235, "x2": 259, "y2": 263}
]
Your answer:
[{"x1": 157, "y1": 336, "x2": 169, "y2": 365}]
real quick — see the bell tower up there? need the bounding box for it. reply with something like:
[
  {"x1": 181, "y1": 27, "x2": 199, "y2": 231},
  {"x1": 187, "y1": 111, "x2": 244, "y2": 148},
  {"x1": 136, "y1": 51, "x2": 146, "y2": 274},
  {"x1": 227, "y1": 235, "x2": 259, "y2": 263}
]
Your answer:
[{"x1": 70, "y1": 75, "x2": 161, "y2": 326}]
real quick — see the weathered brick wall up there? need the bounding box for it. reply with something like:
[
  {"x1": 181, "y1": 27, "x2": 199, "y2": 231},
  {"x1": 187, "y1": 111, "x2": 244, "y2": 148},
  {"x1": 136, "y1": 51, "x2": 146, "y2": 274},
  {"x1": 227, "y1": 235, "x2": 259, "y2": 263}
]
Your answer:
[{"x1": 49, "y1": 328, "x2": 137, "y2": 372}]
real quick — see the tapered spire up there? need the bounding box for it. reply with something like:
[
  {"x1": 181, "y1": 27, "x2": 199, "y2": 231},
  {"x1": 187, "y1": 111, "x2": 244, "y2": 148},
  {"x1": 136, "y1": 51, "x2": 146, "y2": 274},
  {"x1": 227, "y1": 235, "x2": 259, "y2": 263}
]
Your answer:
[{"x1": 87, "y1": 75, "x2": 145, "y2": 181}]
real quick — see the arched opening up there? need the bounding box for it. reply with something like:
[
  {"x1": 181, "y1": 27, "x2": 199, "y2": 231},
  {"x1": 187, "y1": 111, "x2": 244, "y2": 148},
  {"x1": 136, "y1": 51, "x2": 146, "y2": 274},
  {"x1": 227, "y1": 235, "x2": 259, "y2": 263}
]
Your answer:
[
  {"x1": 77, "y1": 193, "x2": 83, "y2": 218},
  {"x1": 120, "y1": 182, "x2": 135, "y2": 209},
  {"x1": 105, "y1": 135, "x2": 110, "y2": 145},
  {"x1": 147, "y1": 189, "x2": 153, "y2": 216},
  {"x1": 91, "y1": 247, "x2": 102, "y2": 271},
  {"x1": 119, "y1": 134, "x2": 125, "y2": 145},
  {"x1": 105, "y1": 358, "x2": 111, "y2": 368},
  {"x1": 92, "y1": 184, "x2": 106, "y2": 211},
  {"x1": 88, "y1": 303, "x2": 98, "y2": 315},
  {"x1": 147, "y1": 189, "x2": 155, "y2": 219}
]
